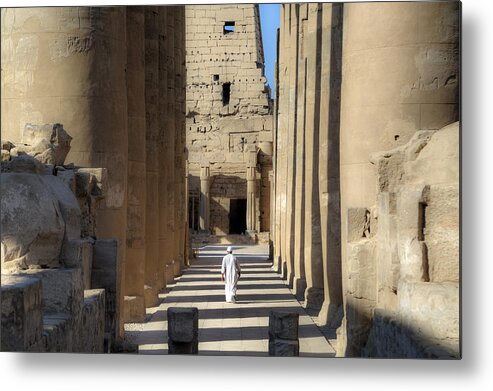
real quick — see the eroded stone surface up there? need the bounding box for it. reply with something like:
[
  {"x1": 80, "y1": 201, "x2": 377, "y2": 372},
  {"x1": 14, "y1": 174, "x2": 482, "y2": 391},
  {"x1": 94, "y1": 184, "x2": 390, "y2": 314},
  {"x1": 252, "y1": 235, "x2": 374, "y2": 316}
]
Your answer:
[{"x1": 1, "y1": 274, "x2": 43, "y2": 352}]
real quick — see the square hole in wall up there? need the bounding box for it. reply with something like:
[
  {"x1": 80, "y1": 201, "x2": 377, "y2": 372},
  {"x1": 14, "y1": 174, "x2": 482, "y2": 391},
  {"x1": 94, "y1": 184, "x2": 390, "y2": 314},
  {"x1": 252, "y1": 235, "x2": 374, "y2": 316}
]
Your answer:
[
  {"x1": 223, "y1": 21, "x2": 235, "y2": 34},
  {"x1": 212, "y1": 74, "x2": 219, "y2": 81}
]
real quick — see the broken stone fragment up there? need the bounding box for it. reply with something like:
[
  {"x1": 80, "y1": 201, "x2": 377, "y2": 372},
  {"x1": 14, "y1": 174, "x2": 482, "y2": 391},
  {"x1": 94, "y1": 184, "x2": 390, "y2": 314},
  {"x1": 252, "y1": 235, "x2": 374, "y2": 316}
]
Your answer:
[
  {"x1": 1, "y1": 165, "x2": 81, "y2": 272},
  {"x1": 8, "y1": 155, "x2": 44, "y2": 174},
  {"x1": 76, "y1": 168, "x2": 107, "y2": 199},
  {"x1": 20, "y1": 123, "x2": 72, "y2": 166},
  {"x1": 1, "y1": 140, "x2": 15, "y2": 151},
  {"x1": 1, "y1": 149, "x2": 10, "y2": 161},
  {"x1": 0, "y1": 274, "x2": 43, "y2": 352}
]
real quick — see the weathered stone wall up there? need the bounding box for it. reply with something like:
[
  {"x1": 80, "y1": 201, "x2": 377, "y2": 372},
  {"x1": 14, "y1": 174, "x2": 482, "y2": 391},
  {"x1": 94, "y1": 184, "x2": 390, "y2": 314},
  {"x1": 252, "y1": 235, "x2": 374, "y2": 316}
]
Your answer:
[
  {"x1": 185, "y1": 4, "x2": 273, "y2": 236},
  {"x1": 1, "y1": 137, "x2": 107, "y2": 352},
  {"x1": 272, "y1": 2, "x2": 460, "y2": 358},
  {"x1": 1, "y1": 6, "x2": 188, "y2": 343}
]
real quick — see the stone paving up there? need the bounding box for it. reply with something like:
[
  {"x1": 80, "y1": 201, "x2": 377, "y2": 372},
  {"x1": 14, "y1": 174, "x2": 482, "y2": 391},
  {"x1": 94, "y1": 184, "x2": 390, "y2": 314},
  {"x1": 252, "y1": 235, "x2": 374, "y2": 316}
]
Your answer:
[{"x1": 124, "y1": 244, "x2": 335, "y2": 357}]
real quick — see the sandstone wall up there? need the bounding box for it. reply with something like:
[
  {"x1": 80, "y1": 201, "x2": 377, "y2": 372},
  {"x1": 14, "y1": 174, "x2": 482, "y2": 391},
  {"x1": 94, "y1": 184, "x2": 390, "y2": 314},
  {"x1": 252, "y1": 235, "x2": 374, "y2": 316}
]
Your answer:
[{"x1": 185, "y1": 4, "x2": 272, "y2": 236}]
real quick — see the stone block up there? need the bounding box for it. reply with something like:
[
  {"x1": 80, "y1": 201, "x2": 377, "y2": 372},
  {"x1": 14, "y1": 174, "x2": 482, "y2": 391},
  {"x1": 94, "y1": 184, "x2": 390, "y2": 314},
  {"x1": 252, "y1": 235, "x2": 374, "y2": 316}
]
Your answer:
[
  {"x1": 167, "y1": 307, "x2": 199, "y2": 343},
  {"x1": 42, "y1": 314, "x2": 73, "y2": 352},
  {"x1": 56, "y1": 168, "x2": 76, "y2": 193},
  {"x1": 60, "y1": 238, "x2": 94, "y2": 289},
  {"x1": 91, "y1": 239, "x2": 118, "y2": 344},
  {"x1": 4, "y1": 154, "x2": 44, "y2": 173},
  {"x1": 123, "y1": 295, "x2": 145, "y2": 323},
  {"x1": 398, "y1": 281, "x2": 459, "y2": 346},
  {"x1": 167, "y1": 307, "x2": 199, "y2": 355},
  {"x1": 347, "y1": 207, "x2": 370, "y2": 242},
  {"x1": 19, "y1": 268, "x2": 83, "y2": 317},
  {"x1": 268, "y1": 311, "x2": 299, "y2": 341},
  {"x1": 268, "y1": 338, "x2": 299, "y2": 357},
  {"x1": 21, "y1": 123, "x2": 72, "y2": 166},
  {"x1": 1, "y1": 274, "x2": 43, "y2": 352},
  {"x1": 75, "y1": 168, "x2": 107, "y2": 199},
  {"x1": 81, "y1": 289, "x2": 106, "y2": 353}
]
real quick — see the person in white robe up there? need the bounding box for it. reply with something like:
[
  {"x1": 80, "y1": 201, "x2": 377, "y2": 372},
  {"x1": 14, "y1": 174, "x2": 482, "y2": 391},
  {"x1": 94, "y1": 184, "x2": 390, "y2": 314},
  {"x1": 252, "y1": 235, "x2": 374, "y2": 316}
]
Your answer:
[{"x1": 221, "y1": 246, "x2": 241, "y2": 303}]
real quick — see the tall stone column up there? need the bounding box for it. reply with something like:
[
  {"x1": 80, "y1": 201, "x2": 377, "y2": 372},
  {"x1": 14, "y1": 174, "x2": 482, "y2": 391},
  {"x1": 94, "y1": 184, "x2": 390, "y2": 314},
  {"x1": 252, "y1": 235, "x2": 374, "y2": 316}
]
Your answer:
[
  {"x1": 272, "y1": 26, "x2": 281, "y2": 271},
  {"x1": 274, "y1": 5, "x2": 288, "y2": 276},
  {"x1": 283, "y1": 3, "x2": 300, "y2": 288},
  {"x1": 292, "y1": 3, "x2": 308, "y2": 301},
  {"x1": 199, "y1": 164, "x2": 210, "y2": 233},
  {"x1": 160, "y1": 7, "x2": 177, "y2": 285},
  {"x1": 173, "y1": 6, "x2": 187, "y2": 276},
  {"x1": 337, "y1": 2, "x2": 459, "y2": 356},
  {"x1": 246, "y1": 163, "x2": 257, "y2": 233},
  {"x1": 124, "y1": 6, "x2": 146, "y2": 323},
  {"x1": 302, "y1": 3, "x2": 324, "y2": 310},
  {"x1": 144, "y1": 6, "x2": 161, "y2": 307},
  {"x1": 1, "y1": 6, "x2": 129, "y2": 340},
  {"x1": 318, "y1": 3, "x2": 344, "y2": 328}
]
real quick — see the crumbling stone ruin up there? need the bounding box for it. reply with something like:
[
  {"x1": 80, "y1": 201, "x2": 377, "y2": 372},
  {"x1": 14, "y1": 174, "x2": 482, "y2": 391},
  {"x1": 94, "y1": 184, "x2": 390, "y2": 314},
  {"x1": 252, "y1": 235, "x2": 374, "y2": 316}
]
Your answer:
[
  {"x1": 1, "y1": 124, "x2": 110, "y2": 352},
  {"x1": 1, "y1": 6, "x2": 188, "y2": 349},
  {"x1": 272, "y1": 2, "x2": 460, "y2": 358},
  {"x1": 185, "y1": 5, "x2": 273, "y2": 242}
]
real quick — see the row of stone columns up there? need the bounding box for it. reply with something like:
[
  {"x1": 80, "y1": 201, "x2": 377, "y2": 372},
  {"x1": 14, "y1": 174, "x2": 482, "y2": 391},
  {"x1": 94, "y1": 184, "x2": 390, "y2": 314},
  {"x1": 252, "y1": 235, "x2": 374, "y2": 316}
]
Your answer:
[
  {"x1": 0, "y1": 6, "x2": 188, "y2": 338},
  {"x1": 273, "y1": 3, "x2": 338, "y2": 314},
  {"x1": 271, "y1": 2, "x2": 460, "y2": 356}
]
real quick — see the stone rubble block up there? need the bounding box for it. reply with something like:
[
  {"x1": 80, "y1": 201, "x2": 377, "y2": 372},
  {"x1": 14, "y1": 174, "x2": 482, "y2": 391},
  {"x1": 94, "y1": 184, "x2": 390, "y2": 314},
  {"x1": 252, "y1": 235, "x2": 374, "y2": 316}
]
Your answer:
[
  {"x1": 81, "y1": 289, "x2": 106, "y2": 353},
  {"x1": 75, "y1": 168, "x2": 107, "y2": 199},
  {"x1": 167, "y1": 307, "x2": 199, "y2": 354},
  {"x1": 60, "y1": 238, "x2": 94, "y2": 289},
  {"x1": 20, "y1": 123, "x2": 72, "y2": 166},
  {"x1": 42, "y1": 314, "x2": 73, "y2": 352},
  {"x1": 347, "y1": 207, "x2": 370, "y2": 242},
  {"x1": 1, "y1": 274, "x2": 43, "y2": 352},
  {"x1": 123, "y1": 295, "x2": 145, "y2": 323},
  {"x1": 1, "y1": 171, "x2": 66, "y2": 271},
  {"x1": 268, "y1": 311, "x2": 299, "y2": 341},
  {"x1": 18, "y1": 268, "x2": 83, "y2": 320},
  {"x1": 91, "y1": 239, "x2": 118, "y2": 347},
  {"x1": 3, "y1": 154, "x2": 45, "y2": 173}
]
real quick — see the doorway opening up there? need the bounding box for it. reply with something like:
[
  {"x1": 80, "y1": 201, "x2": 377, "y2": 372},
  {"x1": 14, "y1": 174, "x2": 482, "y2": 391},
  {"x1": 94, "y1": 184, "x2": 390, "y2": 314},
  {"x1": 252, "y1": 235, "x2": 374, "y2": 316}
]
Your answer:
[{"x1": 229, "y1": 198, "x2": 247, "y2": 234}]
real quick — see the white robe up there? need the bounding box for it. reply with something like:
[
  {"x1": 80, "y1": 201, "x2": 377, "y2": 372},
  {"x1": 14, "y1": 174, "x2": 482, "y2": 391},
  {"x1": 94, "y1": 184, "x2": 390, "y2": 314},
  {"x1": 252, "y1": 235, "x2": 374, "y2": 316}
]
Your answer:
[{"x1": 221, "y1": 254, "x2": 241, "y2": 302}]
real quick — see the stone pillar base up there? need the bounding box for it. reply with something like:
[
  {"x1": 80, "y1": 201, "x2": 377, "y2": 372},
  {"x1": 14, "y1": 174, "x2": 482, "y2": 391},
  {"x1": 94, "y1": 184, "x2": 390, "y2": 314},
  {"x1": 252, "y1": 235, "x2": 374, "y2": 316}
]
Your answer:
[
  {"x1": 144, "y1": 284, "x2": 160, "y2": 308},
  {"x1": 317, "y1": 300, "x2": 343, "y2": 329},
  {"x1": 166, "y1": 263, "x2": 175, "y2": 285},
  {"x1": 280, "y1": 262, "x2": 288, "y2": 280},
  {"x1": 287, "y1": 272, "x2": 294, "y2": 289},
  {"x1": 303, "y1": 287, "x2": 324, "y2": 310},
  {"x1": 123, "y1": 295, "x2": 145, "y2": 323},
  {"x1": 292, "y1": 277, "x2": 307, "y2": 301}
]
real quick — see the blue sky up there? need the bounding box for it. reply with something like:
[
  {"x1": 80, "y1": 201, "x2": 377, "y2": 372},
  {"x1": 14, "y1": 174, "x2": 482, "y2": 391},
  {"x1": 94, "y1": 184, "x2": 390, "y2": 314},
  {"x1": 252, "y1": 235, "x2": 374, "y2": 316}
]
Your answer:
[{"x1": 259, "y1": 3, "x2": 280, "y2": 96}]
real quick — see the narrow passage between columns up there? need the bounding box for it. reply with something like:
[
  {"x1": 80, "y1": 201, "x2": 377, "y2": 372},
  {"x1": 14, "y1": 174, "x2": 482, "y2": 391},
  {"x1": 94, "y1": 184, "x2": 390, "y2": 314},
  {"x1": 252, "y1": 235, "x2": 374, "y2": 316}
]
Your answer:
[{"x1": 125, "y1": 244, "x2": 335, "y2": 357}]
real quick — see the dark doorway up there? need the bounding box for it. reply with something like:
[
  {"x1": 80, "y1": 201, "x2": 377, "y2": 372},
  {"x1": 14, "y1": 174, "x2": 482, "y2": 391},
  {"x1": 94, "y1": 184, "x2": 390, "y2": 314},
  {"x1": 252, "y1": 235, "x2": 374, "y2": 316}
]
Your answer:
[
  {"x1": 222, "y1": 82, "x2": 231, "y2": 106},
  {"x1": 229, "y1": 199, "x2": 247, "y2": 234}
]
